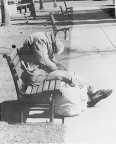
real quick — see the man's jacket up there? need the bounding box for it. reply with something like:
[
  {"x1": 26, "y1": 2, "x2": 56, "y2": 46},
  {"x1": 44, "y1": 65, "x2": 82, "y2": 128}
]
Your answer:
[{"x1": 21, "y1": 32, "x2": 58, "y2": 72}]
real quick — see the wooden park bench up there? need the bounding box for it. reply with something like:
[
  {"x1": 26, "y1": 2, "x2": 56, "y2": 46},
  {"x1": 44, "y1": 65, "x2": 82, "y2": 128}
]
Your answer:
[
  {"x1": 50, "y1": 13, "x2": 70, "y2": 40},
  {"x1": 59, "y1": 6, "x2": 73, "y2": 21},
  {"x1": 17, "y1": 3, "x2": 30, "y2": 13},
  {"x1": 3, "y1": 46, "x2": 65, "y2": 124},
  {"x1": 64, "y1": 1, "x2": 73, "y2": 13}
]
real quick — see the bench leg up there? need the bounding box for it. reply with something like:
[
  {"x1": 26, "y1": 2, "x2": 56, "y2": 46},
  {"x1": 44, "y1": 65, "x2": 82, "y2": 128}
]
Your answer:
[
  {"x1": 64, "y1": 30, "x2": 67, "y2": 40},
  {"x1": 20, "y1": 6, "x2": 22, "y2": 14},
  {"x1": 19, "y1": 103, "x2": 28, "y2": 124},
  {"x1": 54, "y1": 30, "x2": 57, "y2": 37},
  {"x1": 20, "y1": 109, "x2": 24, "y2": 123},
  {"x1": 50, "y1": 94, "x2": 54, "y2": 122},
  {"x1": 62, "y1": 117, "x2": 65, "y2": 124},
  {"x1": 25, "y1": 5, "x2": 27, "y2": 13},
  {"x1": 19, "y1": 107, "x2": 25, "y2": 123}
]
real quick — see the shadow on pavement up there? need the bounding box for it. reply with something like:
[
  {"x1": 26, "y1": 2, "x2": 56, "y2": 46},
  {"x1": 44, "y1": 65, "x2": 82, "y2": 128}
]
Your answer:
[
  {"x1": 102, "y1": 8, "x2": 115, "y2": 18},
  {"x1": 11, "y1": 5, "x2": 115, "y2": 26},
  {"x1": 60, "y1": 48, "x2": 116, "y2": 60}
]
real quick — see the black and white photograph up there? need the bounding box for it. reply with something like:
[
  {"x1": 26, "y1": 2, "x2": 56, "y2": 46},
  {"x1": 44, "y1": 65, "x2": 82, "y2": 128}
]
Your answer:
[{"x1": 0, "y1": 0, "x2": 116, "y2": 143}]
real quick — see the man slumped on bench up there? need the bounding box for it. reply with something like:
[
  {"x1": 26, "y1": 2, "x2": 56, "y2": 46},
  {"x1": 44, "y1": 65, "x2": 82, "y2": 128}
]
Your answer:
[{"x1": 20, "y1": 32, "x2": 112, "y2": 116}]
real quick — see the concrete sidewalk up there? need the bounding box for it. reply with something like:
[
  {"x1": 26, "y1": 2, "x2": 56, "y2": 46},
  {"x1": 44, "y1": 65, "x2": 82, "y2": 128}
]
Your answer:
[
  {"x1": 62, "y1": 2, "x2": 116, "y2": 144},
  {"x1": 64, "y1": 25, "x2": 116, "y2": 144}
]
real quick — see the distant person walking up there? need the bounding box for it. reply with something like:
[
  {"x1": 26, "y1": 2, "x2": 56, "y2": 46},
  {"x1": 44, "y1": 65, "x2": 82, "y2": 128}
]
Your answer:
[{"x1": 29, "y1": 0, "x2": 36, "y2": 19}]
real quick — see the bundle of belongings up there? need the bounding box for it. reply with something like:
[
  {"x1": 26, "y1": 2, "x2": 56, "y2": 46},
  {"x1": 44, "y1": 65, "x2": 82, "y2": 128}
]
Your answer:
[{"x1": 54, "y1": 82, "x2": 88, "y2": 116}]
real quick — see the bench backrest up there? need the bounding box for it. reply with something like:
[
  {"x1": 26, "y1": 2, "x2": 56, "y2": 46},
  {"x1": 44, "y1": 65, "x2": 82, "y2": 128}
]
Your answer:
[
  {"x1": 59, "y1": 6, "x2": 64, "y2": 15},
  {"x1": 50, "y1": 13, "x2": 57, "y2": 31},
  {"x1": 3, "y1": 48, "x2": 25, "y2": 97},
  {"x1": 64, "y1": 2, "x2": 67, "y2": 10}
]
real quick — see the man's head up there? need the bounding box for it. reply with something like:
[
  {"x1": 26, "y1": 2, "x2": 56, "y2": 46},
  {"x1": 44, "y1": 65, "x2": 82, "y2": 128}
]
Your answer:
[{"x1": 53, "y1": 37, "x2": 64, "y2": 55}]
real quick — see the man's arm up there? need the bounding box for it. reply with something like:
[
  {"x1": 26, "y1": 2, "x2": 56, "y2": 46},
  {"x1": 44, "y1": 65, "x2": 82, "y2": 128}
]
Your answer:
[
  {"x1": 51, "y1": 57, "x2": 58, "y2": 64},
  {"x1": 43, "y1": 44, "x2": 58, "y2": 71}
]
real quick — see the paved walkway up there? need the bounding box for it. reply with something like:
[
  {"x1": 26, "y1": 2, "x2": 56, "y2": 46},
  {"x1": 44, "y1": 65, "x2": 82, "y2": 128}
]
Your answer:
[{"x1": 60, "y1": 1, "x2": 116, "y2": 143}]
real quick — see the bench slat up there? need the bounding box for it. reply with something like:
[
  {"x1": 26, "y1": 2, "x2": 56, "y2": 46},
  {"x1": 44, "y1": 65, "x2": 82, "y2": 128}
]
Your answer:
[
  {"x1": 16, "y1": 69, "x2": 23, "y2": 79},
  {"x1": 55, "y1": 80, "x2": 61, "y2": 90},
  {"x1": 43, "y1": 80, "x2": 50, "y2": 91},
  {"x1": 25, "y1": 86, "x2": 33, "y2": 94},
  {"x1": 10, "y1": 49, "x2": 17, "y2": 61},
  {"x1": 18, "y1": 79, "x2": 28, "y2": 94},
  {"x1": 37, "y1": 83, "x2": 44, "y2": 93},
  {"x1": 49, "y1": 80, "x2": 55, "y2": 91},
  {"x1": 31, "y1": 86, "x2": 39, "y2": 94},
  {"x1": 12, "y1": 55, "x2": 20, "y2": 67},
  {"x1": 15, "y1": 61, "x2": 23, "y2": 77}
]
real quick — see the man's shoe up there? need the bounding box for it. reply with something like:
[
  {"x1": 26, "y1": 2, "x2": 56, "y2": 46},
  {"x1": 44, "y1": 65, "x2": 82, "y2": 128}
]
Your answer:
[{"x1": 87, "y1": 89, "x2": 113, "y2": 107}]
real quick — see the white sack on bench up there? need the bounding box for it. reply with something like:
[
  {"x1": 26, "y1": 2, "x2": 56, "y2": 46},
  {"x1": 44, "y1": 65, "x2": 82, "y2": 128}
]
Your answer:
[{"x1": 54, "y1": 84, "x2": 88, "y2": 117}]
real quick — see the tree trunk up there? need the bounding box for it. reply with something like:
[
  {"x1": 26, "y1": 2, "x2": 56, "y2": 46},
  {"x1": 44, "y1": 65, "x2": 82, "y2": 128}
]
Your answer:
[
  {"x1": 53, "y1": 0, "x2": 57, "y2": 8},
  {"x1": 114, "y1": 0, "x2": 116, "y2": 19},
  {"x1": 29, "y1": 0, "x2": 36, "y2": 19},
  {"x1": 39, "y1": 0, "x2": 44, "y2": 10},
  {"x1": 1, "y1": 0, "x2": 10, "y2": 26}
]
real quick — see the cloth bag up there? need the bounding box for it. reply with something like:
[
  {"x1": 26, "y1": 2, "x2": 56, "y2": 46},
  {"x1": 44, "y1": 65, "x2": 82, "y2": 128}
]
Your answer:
[{"x1": 54, "y1": 84, "x2": 88, "y2": 117}]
